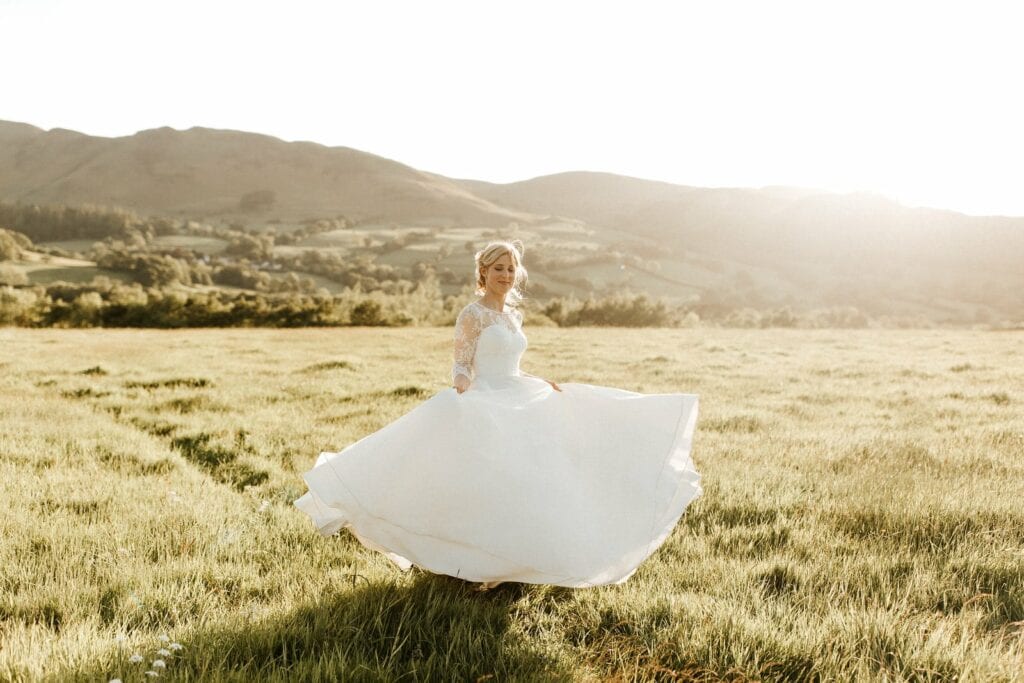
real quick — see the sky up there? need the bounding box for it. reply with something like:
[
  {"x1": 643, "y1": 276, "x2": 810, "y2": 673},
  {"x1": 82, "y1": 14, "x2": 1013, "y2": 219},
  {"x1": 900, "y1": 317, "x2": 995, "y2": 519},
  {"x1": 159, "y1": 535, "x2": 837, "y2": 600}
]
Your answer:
[{"x1": 2, "y1": 0, "x2": 1022, "y2": 216}]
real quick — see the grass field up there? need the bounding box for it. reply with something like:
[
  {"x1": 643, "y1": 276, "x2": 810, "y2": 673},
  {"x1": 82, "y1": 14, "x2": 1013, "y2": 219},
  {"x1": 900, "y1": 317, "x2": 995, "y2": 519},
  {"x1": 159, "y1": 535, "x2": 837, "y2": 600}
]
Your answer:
[
  {"x1": 1, "y1": 327, "x2": 1022, "y2": 681},
  {"x1": 4, "y1": 251, "x2": 133, "y2": 287}
]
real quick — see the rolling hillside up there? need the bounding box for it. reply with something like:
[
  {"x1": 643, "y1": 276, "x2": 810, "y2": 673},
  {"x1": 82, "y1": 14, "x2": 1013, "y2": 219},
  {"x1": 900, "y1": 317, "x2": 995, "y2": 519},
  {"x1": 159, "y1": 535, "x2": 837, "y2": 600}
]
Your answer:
[
  {"x1": 463, "y1": 171, "x2": 1024, "y2": 276},
  {"x1": 1, "y1": 120, "x2": 1022, "y2": 323},
  {"x1": 0, "y1": 121, "x2": 530, "y2": 225}
]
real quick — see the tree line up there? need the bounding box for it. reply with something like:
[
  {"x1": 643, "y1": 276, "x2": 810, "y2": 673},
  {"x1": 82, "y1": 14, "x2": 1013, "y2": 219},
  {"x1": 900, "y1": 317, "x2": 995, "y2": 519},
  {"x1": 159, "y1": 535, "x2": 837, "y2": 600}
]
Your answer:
[
  {"x1": 1, "y1": 201, "x2": 995, "y2": 329},
  {"x1": 2, "y1": 273, "x2": 924, "y2": 329}
]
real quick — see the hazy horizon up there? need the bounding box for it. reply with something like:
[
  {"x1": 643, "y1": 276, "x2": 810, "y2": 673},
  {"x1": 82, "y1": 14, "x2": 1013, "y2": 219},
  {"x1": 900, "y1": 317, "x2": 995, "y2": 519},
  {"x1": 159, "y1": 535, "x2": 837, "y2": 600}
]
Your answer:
[
  {"x1": 7, "y1": 117, "x2": 1020, "y2": 221},
  {"x1": 2, "y1": 0, "x2": 1022, "y2": 217}
]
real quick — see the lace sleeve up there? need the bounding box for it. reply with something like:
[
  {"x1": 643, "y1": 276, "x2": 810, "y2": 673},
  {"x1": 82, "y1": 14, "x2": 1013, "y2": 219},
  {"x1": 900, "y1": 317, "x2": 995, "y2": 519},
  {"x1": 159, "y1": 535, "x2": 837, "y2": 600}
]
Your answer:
[{"x1": 452, "y1": 305, "x2": 481, "y2": 385}]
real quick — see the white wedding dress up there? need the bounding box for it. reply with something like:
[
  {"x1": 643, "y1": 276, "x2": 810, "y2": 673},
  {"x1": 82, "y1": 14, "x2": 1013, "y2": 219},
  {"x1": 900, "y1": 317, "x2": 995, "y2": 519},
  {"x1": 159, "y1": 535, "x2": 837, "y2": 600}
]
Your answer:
[{"x1": 293, "y1": 299, "x2": 701, "y2": 587}]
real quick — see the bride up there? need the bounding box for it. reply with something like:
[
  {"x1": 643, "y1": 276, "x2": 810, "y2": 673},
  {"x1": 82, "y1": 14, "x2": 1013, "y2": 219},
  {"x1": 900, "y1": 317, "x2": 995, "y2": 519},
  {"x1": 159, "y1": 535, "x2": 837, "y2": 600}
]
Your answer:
[{"x1": 294, "y1": 239, "x2": 701, "y2": 590}]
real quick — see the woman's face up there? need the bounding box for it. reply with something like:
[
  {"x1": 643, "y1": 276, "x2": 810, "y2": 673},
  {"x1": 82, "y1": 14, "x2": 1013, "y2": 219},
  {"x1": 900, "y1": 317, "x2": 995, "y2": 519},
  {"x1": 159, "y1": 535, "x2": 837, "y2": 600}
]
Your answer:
[{"x1": 482, "y1": 253, "x2": 516, "y2": 295}]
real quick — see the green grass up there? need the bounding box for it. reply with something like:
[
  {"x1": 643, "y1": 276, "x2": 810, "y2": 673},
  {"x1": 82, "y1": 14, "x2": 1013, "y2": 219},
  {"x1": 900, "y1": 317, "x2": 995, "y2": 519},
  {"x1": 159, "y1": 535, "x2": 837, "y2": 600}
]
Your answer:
[{"x1": 0, "y1": 327, "x2": 1022, "y2": 681}]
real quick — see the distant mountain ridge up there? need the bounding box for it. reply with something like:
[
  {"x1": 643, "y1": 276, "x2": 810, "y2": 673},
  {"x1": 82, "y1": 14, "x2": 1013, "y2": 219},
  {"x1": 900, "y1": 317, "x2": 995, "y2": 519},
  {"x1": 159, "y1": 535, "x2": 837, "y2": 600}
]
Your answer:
[
  {"x1": 0, "y1": 120, "x2": 530, "y2": 225},
  {"x1": 1, "y1": 119, "x2": 1022, "y2": 323},
  {"x1": 463, "y1": 171, "x2": 1024, "y2": 277}
]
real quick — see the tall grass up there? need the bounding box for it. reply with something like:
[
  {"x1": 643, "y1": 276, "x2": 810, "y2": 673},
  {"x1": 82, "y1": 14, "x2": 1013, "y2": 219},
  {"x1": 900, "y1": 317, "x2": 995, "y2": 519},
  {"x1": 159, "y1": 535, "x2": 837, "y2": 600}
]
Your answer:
[{"x1": 0, "y1": 327, "x2": 1021, "y2": 681}]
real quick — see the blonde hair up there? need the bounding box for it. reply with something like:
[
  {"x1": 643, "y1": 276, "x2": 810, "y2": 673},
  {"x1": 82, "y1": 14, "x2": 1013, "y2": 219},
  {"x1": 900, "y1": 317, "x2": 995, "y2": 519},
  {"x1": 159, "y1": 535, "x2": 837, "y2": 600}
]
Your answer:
[{"x1": 474, "y1": 239, "x2": 528, "y2": 309}]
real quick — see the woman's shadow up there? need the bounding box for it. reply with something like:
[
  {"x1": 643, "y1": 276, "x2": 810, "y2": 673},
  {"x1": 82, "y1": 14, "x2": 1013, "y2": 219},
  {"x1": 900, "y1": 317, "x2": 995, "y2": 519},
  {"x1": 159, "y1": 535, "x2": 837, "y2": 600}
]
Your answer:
[{"x1": 86, "y1": 569, "x2": 578, "y2": 681}]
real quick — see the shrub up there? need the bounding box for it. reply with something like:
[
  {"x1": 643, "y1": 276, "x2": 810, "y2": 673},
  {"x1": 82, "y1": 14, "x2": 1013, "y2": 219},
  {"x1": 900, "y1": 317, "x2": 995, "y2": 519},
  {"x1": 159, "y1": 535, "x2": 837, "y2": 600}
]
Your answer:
[
  {"x1": 0, "y1": 286, "x2": 40, "y2": 325},
  {"x1": 542, "y1": 293, "x2": 673, "y2": 327},
  {"x1": 350, "y1": 300, "x2": 386, "y2": 326},
  {"x1": 0, "y1": 265, "x2": 28, "y2": 286},
  {"x1": 0, "y1": 228, "x2": 32, "y2": 260}
]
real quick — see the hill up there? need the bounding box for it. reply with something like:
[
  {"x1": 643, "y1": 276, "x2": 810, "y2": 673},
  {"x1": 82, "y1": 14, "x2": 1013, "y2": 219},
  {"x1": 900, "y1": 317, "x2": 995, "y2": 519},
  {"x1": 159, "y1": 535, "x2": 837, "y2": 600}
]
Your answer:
[
  {"x1": 464, "y1": 170, "x2": 1023, "y2": 279},
  {"x1": 0, "y1": 120, "x2": 530, "y2": 225},
  {"x1": 1, "y1": 120, "x2": 1022, "y2": 325}
]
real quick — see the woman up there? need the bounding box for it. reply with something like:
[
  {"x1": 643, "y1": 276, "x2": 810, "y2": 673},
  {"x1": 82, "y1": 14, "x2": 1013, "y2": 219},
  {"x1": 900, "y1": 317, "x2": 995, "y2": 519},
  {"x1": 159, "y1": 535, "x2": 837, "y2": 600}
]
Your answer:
[{"x1": 294, "y1": 239, "x2": 700, "y2": 590}]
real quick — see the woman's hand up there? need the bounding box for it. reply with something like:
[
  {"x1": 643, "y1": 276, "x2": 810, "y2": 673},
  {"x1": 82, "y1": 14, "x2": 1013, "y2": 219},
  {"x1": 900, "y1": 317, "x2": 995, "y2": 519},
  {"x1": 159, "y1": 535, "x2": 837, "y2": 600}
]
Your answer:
[
  {"x1": 522, "y1": 371, "x2": 562, "y2": 392},
  {"x1": 454, "y1": 375, "x2": 471, "y2": 394}
]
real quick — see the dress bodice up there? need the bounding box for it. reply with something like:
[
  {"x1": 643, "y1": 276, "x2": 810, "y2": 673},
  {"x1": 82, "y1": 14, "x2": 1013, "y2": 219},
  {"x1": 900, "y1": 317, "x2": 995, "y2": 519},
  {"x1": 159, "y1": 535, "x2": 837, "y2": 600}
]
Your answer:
[{"x1": 452, "y1": 300, "x2": 529, "y2": 383}]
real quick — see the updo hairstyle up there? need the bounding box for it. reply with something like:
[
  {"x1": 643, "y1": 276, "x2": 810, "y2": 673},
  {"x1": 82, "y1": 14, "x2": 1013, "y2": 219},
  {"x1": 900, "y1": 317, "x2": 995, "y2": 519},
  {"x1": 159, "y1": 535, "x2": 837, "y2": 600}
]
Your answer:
[{"x1": 473, "y1": 239, "x2": 528, "y2": 309}]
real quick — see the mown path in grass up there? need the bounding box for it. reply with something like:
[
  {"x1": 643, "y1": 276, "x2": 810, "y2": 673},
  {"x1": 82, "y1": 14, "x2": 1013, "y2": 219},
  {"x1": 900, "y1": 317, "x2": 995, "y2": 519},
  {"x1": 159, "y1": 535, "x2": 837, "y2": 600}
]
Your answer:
[{"x1": 1, "y1": 327, "x2": 1022, "y2": 681}]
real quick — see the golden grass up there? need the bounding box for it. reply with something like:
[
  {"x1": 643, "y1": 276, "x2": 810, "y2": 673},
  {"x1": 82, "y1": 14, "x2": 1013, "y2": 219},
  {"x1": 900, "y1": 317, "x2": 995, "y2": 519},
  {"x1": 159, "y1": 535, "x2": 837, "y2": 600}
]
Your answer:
[{"x1": 0, "y1": 327, "x2": 1021, "y2": 681}]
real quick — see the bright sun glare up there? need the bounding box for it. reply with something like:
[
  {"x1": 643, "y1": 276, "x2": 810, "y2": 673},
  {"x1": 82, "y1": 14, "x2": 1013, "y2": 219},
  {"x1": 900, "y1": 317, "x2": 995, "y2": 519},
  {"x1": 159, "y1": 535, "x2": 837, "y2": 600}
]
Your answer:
[{"x1": 1, "y1": 0, "x2": 1021, "y2": 216}]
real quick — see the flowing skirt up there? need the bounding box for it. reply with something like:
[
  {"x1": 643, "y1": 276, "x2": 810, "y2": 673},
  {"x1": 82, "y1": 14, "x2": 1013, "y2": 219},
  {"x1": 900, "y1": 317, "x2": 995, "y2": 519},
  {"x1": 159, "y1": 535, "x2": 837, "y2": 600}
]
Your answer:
[{"x1": 294, "y1": 375, "x2": 700, "y2": 587}]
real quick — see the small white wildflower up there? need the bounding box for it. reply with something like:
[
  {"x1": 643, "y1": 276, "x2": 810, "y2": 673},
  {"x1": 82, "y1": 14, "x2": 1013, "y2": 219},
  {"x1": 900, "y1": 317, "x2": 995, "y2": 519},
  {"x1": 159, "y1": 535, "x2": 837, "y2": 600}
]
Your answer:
[
  {"x1": 157, "y1": 634, "x2": 170, "y2": 643},
  {"x1": 169, "y1": 642, "x2": 183, "y2": 651},
  {"x1": 156, "y1": 648, "x2": 171, "y2": 657},
  {"x1": 144, "y1": 672, "x2": 159, "y2": 678},
  {"x1": 258, "y1": 500, "x2": 271, "y2": 513},
  {"x1": 152, "y1": 658, "x2": 166, "y2": 669},
  {"x1": 218, "y1": 527, "x2": 241, "y2": 545},
  {"x1": 110, "y1": 679, "x2": 123, "y2": 683},
  {"x1": 129, "y1": 654, "x2": 144, "y2": 663},
  {"x1": 117, "y1": 547, "x2": 129, "y2": 556},
  {"x1": 114, "y1": 633, "x2": 126, "y2": 643}
]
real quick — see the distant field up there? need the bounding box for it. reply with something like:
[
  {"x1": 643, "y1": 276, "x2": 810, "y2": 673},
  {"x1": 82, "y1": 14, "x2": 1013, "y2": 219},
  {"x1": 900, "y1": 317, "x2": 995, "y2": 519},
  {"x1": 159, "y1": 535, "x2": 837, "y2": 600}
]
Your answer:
[
  {"x1": 24, "y1": 265, "x2": 132, "y2": 285},
  {"x1": 375, "y1": 243, "x2": 442, "y2": 268},
  {"x1": 151, "y1": 235, "x2": 228, "y2": 254},
  {"x1": 297, "y1": 229, "x2": 367, "y2": 248},
  {"x1": 292, "y1": 271, "x2": 347, "y2": 294},
  {"x1": 5, "y1": 252, "x2": 133, "y2": 286},
  {"x1": 1, "y1": 327, "x2": 1021, "y2": 681},
  {"x1": 38, "y1": 239, "x2": 98, "y2": 253}
]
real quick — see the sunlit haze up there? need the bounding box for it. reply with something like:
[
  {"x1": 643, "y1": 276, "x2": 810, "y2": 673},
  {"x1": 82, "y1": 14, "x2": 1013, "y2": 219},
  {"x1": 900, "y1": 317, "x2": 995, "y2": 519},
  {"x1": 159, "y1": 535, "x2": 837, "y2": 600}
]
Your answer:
[{"x1": 2, "y1": 0, "x2": 1022, "y2": 216}]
